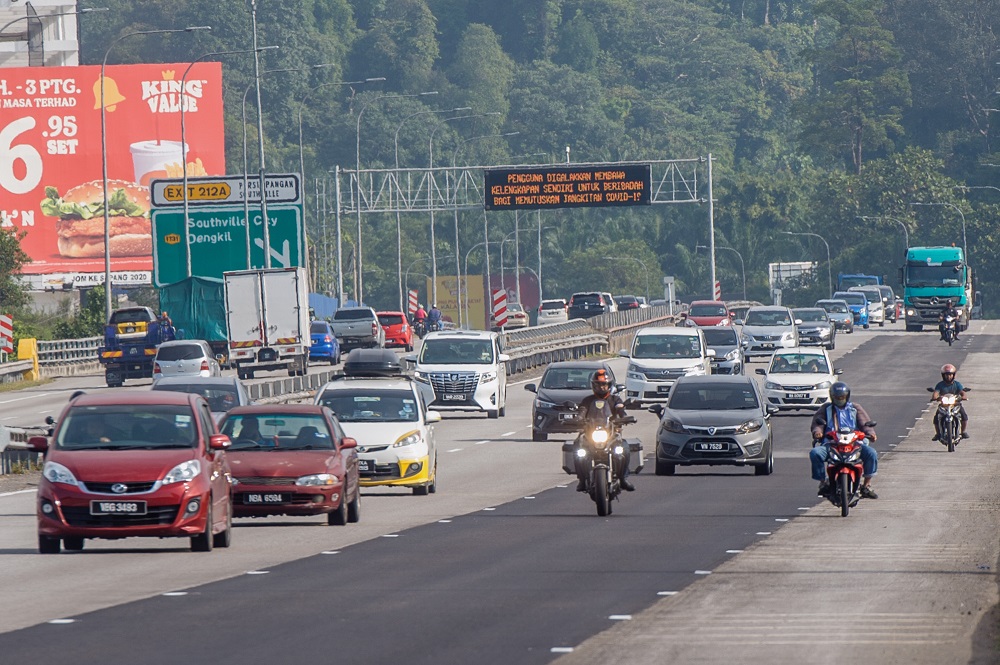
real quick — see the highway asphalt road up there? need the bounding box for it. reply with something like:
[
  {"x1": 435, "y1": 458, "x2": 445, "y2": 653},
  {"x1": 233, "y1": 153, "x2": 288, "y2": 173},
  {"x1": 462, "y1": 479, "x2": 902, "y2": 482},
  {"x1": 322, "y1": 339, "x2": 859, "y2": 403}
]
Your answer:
[{"x1": 0, "y1": 323, "x2": 972, "y2": 663}]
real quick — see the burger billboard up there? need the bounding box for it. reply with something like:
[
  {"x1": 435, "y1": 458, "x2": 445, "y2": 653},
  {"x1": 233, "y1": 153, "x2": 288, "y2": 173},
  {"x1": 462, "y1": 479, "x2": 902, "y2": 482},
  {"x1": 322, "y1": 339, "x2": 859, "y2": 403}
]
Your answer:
[{"x1": 0, "y1": 63, "x2": 226, "y2": 288}]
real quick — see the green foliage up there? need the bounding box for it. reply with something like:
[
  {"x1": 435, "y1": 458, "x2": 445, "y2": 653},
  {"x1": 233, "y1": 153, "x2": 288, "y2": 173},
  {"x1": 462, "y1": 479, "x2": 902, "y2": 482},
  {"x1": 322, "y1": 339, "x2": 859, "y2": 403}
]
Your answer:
[
  {"x1": 53, "y1": 286, "x2": 107, "y2": 339},
  {"x1": 0, "y1": 229, "x2": 30, "y2": 313}
]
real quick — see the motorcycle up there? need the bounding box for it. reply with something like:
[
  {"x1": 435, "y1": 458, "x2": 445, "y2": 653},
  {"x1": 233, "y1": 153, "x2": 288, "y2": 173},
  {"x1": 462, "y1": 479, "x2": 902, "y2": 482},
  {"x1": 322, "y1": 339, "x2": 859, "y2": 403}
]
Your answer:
[
  {"x1": 571, "y1": 408, "x2": 637, "y2": 516},
  {"x1": 412, "y1": 319, "x2": 427, "y2": 339},
  {"x1": 941, "y1": 313, "x2": 958, "y2": 345},
  {"x1": 927, "y1": 386, "x2": 970, "y2": 452},
  {"x1": 814, "y1": 423, "x2": 875, "y2": 517}
]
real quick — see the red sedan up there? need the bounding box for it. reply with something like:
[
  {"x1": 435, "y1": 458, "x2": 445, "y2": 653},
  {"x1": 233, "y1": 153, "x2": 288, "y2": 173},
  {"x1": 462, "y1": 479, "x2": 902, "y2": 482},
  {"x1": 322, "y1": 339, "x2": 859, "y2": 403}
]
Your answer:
[
  {"x1": 30, "y1": 391, "x2": 234, "y2": 554},
  {"x1": 219, "y1": 405, "x2": 361, "y2": 526},
  {"x1": 377, "y1": 310, "x2": 414, "y2": 351}
]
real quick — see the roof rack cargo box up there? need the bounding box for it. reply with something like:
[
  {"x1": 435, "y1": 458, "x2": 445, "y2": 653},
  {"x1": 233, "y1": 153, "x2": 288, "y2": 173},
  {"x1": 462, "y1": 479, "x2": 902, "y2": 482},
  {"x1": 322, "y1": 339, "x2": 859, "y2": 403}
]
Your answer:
[{"x1": 343, "y1": 349, "x2": 404, "y2": 377}]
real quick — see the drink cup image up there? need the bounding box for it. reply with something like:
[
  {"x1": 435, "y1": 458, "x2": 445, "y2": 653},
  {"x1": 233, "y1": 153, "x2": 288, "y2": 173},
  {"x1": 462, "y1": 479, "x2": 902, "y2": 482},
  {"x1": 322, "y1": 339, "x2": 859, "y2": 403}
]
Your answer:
[{"x1": 130, "y1": 140, "x2": 188, "y2": 186}]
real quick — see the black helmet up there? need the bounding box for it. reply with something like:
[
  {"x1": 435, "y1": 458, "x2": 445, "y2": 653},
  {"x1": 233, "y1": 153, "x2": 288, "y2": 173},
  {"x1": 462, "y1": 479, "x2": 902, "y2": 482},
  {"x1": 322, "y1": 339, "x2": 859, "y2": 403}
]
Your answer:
[
  {"x1": 591, "y1": 368, "x2": 613, "y2": 397},
  {"x1": 830, "y1": 382, "x2": 850, "y2": 407}
]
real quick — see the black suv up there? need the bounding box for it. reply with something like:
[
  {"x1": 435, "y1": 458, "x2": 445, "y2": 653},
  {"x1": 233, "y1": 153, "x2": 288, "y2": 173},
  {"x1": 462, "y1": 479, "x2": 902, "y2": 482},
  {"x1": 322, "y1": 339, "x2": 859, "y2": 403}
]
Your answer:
[{"x1": 568, "y1": 292, "x2": 609, "y2": 319}]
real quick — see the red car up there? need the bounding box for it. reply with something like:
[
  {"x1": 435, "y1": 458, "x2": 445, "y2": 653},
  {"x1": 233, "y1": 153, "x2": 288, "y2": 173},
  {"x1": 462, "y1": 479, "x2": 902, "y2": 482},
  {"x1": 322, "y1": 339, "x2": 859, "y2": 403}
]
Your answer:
[
  {"x1": 219, "y1": 404, "x2": 361, "y2": 526},
  {"x1": 377, "y1": 310, "x2": 414, "y2": 351},
  {"x1": 30, "y1": 391, "x2": 234, "y2": 554},
  {"x1": 684, "y1": 300, "x2": 734, "y2": 327}
]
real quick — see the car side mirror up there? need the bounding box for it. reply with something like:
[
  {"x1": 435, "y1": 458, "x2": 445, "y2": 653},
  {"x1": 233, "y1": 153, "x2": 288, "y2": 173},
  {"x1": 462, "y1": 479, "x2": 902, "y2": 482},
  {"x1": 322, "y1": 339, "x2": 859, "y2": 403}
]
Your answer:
[
  {"x1": 618, "y1": 349, "x2": 630, "y2": 357},
  {"x1": 402, "y1": 355, "x2": 416, "y2": 365},
  {"x1": 615, "y1": 383, "x2": 625, "y2": 393},
  {"x1": 648, "y1": 404, "x2": 665, "y2": 417},
  {"x1": 425, "y1": 411, "x2": 442, "y2": 423},
  {"x1": 340, "y1": 437, "x2": 358, "y2": 450},
  {"x1": 794, "y1": 319, "x2": 803, "y2": 325},
  {"x1": 766, "y1": 406, "x2": 780, "y2": 415},
  {"x1": 834, "y1": 368, "x2": 844, "y2": 375},
  {"x1": 706, "y1": 349, "x2": 716, "y2": 358},
  {"x1": 733, "y1": 319, "x2": 744, "y2": 325},
  {"x1": 755, "y1": 368, "x2": 766, "y2": 375},
  {"x1": 208, "y1": 434, "x2": 231, "y2": 450},
  {"x1": 498, "y1": 353, "x2": 511, "y2": 362},
  {"x1": 524, "y1": 383, "x2": 537, "y2": 393},
  {"x1": 28, "y1": 435, "x2": 49, "y2": 453}
]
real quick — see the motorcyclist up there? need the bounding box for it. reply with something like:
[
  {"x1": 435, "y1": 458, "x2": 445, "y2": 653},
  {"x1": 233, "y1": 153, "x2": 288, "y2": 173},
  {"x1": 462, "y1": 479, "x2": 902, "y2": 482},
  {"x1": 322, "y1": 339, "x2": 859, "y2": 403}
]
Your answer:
[
  {"x1": 428, "y1": 304, "x2": 443, "y2": 331},
  {"x1": 414, "y1": 304, "x2": 427, "y2": 325},
  {"x1": 938, "y1": 300, "x2": 960, "y2": 340},
  {"x1": 574, "y1": 369, "x2": 635, "y2": 493},
  {"x1": 809, "y1": 381, "x2": 879, "y2": 499},
  {"x1": 931, "y1": 363, "x2": 969, "y2": 440}
]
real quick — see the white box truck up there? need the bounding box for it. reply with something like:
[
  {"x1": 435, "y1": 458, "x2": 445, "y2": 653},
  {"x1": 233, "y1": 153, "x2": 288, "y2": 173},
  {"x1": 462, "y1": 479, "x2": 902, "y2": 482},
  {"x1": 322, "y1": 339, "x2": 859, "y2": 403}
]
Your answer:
[{"x1": 224, "y1": 267, "x2": 310, "y2": 380}]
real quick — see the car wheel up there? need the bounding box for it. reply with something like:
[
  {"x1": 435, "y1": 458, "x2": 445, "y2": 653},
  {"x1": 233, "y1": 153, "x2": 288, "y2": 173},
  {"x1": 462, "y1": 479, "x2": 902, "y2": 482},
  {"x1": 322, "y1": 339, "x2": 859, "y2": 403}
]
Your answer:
[
  {"x1": 347, "y1": 489, "x2": 361, "y2": 522},
  {"x1": 655, "y1": 459, "x2": 676, "y2": 476},
  {"x1": 328, "y1": 498, "x2": 348, "y2": 526},
  {"x1": 878, "y1": 320, "x2": 884, "y2": 327},
  {"x1": 863, "y1": 324, "x2": 870, "y2": 329},
  {"x1": 413, "y1": 484, "x2": 430, "y2": 496},
  {"x1": 191, "y1": 504, "x2": 213, "y2": 552},
  {"x1": 487, "y1": 409, "x2": 499, "y2": 419},
  {"x1": 754, "y1": 447, "x2": 774, "y2": 476},
  {"x1": 532, "y1": 429, "x2": 548, "y2": 442},
  {"x1": 63, "y1": 536, "x2": 84, "y2": 551},
  {"x1": 827, "y1": 340, "x2": 835, "y2": 350},
  {"x1": 39, "y1": 534, "x2": 60, "y2": 554},
  {"x1": 212, "y1": 502, "x2": 232, "y2": 548},
  {"x1": 499, "y1": 404, "x2": 506, "y2": 417},
  {"x1": 428, "y1": 464, "x2": 437, "y2": 493}
]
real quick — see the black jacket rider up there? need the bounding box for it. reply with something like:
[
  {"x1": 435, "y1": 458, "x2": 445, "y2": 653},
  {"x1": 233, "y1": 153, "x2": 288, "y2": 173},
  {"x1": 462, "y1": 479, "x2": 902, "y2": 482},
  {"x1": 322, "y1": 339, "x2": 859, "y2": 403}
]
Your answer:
[
  {"x1": 573, "y1": 392, "x2": 634, "y2": 491},
  {"x1": 939, "y1": 302, "x2": 960, "y2": 339}
]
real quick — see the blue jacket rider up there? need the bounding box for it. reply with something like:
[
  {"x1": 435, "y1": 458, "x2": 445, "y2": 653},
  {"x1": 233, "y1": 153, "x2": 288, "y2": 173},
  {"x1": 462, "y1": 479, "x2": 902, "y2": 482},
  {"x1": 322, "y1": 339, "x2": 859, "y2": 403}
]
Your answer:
[{"x1": 809, "y1": 381, "x2": 879, "y2": 499}]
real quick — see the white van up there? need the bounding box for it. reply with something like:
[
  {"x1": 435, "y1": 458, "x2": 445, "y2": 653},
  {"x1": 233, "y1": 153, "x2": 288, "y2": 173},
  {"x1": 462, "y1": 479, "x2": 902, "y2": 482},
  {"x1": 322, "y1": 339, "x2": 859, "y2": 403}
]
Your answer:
[
  {"x1": 407, "y1": 330, "x2": 509, "y2": 418},
  {"x1": 620, "y1": 327, "x2": 714, "y2": 404}
]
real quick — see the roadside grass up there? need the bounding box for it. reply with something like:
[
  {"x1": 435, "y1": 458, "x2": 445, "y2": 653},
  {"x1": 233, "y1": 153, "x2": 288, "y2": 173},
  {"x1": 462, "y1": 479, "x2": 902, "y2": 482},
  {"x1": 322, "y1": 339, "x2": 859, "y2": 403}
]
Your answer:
[{"x1": 0, "y1": 378, "x2": 52, "y2": 393}]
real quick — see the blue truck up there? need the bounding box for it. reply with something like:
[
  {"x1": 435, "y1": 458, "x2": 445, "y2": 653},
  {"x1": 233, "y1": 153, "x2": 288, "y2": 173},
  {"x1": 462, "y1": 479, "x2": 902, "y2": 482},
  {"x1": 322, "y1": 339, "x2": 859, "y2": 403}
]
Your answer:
[
  {"x1": 836, "y1": 273, "x2": 882, "y2": 292},
  {"x1": 99, "y1": 306, "x2": 175, "y2": 387}
]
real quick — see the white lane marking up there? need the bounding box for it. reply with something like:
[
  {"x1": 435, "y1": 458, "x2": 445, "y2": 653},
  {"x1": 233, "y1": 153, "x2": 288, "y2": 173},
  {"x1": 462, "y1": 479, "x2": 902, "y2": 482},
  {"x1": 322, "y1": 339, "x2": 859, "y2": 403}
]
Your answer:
[
  {"x1": 321, "y1": 551, "x2": 340, "y2": 555},
  {"x1": 162, "y1": 592, "x2": 188, "y2": 597},
  {"x1": 906, "y1": 427, "x2": 915, "y2": 430},
  {"x1": 524, "y1": 496, "x2": 535, "y2": 500},
  {"x1": 757, "y1": 532, "x2": 772, "y2": 536},
  {"x1": 501, "y1": 431, "x2": 516, "y2": 437},
  {"x1": 475, "y1": 440, "x2": 490, "y2": 445},
  {"x1": 897, "y1": 435, "x2": 907, "y2": 438},
  {"x1": 48, "y1": 619, "x2": 75, "y2": 624},
  {"x1": 551, "y1": 647, "x2": 574, "y2": 654},
  {"x1": 0, "y1": 392, "x2": 53, "y2": 405},
  {"x1": 246, "y1": 570, "x2": 270, "y2": 575},
  {"x1": 798, "y1": 507, "x2": 810, "y2": 511},
  {"x1": 447, "y1": 448, "x2": 463, "y2": 453},
  {"x1": 38, "y1": 409, "x2": 53, "y2": 414},
  {"x1": 890, "y1": 444, "x2": 897, "y2": 447},
  {"x1": 776, "y1": 518, "x2": 789, "y2": 522},
  {"x1": 483, "y1": 507, "x2": 496, "y2": 511},
  {"x1": 0, "y1": 489, "x2": 36, "y2": 498},
  {"x1": 657, "y1": 591, "x2": 678, "y2": 596},
  {"x1": 609, "y1": 615, "x2": 632, "y2": 621},
  {"x1": 382, "y1": 534, "x2": 400, "y2": 538},
  {"x1": 695, "y1": 570, "x2": 712, "y2": 575},
  {"x1": 438, "y1": 520, "x2": 452, "y2": 523},
  {"x1": 726, "y1": 550, "x2": 743, "y2": 554}
]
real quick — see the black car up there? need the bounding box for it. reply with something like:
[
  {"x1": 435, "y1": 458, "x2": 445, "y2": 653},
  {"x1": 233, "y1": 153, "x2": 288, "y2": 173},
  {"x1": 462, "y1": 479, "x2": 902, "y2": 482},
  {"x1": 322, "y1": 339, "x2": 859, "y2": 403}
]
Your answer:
[
  {"x1": 568, "y1": 292, "x2": 610, "y2": 319},
  {"x1": 614, "y1": 295, "x2": 641, "y2": 310},
  {"x1": 524, "y1": 360, "x2": 618, "y2": 441}
]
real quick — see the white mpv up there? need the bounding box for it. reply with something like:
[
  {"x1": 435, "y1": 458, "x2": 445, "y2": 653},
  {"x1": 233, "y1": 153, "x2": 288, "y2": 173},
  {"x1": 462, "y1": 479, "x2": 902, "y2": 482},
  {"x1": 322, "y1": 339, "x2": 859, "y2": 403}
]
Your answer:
[{"x1": 408, "y1": 330, "x2": 509, "y2": 418}]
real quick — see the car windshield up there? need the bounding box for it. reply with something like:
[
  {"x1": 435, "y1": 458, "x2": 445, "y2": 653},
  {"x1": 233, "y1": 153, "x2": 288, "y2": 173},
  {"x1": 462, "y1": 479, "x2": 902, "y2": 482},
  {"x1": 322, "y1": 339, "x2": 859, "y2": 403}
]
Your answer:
[
  {"x1": 632, "y1": 334, "x2": 702, "y2": 359},
  {"x1": 156, "y1": 344, "x2": 205, "y2": 361},
  {"x1": 769, "y1": 354, "x2": 829, "y2": 374},
  {"x1": 701, "y1": 328, "x2": 738, "y2": 345},
  {"x1": 540, "y1": 301, "x2": 565, "y2": 310},
  {"x1": 668, "y1": 384, "x2": 760, "y2": 410},
  {"x1": 905, "y1": 264, "x2": 963, "y2": 287},
  {"x1": 541, "y1": 367, "x2": 606, "y2": 390},
  {"x1": 317, "y1": 389, "x2": 419, "y2": 423},
  {"x1": 744, "y1": 310, "x2": 791, "y2": 326},
  {"x1": 310, "y1": 322, "x2": 330, "y2": 334},
  {"x1": 835, "y1": 293, "x2": 866, "y2": 306},
  {"x1": 794, "y1": 310, "x2": 828, "y2": 322},
  {"x1": 222, "y1": 413, "x2": 334, "y2": 450},
  {"x1": 419, "y1": 339, "x2": 494, "y2": 364},
  {"x1": 152, "y1": 383, "x2": 239, "y2": 412},
  {"x1": 56, "y1": 405, "x2": 198, "y2": 450},
  {"x1": 378, "y1": 314, "x2": 405, "y2": 326},
  {"x1": 333, "y1": 309, "x2": 374, "y2": 320},
  {"x1": 689, "y1": 304, "x2": 727, "y2": 317},
  {"x1": 819, "y1": 302, "x2": 849, "y2": 314}
]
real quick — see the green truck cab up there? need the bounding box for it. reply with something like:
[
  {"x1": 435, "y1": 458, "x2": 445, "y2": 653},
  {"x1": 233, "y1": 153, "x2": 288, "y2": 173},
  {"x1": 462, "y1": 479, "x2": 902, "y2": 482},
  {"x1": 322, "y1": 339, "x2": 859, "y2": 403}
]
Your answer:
[{"x1": 899, "y1": 246, "x2": 972, "y2": 332}]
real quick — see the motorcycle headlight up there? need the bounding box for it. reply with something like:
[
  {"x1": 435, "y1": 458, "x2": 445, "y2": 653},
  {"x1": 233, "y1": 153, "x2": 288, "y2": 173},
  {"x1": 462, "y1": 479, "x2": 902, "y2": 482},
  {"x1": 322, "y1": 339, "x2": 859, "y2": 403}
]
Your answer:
[
  {"x1": 413, "y1": 370, "x2": 430, "y2": 384},
  {"x1": 765, "y1": 381, "x2": 782, "y2": 391},
  {"x1": 42, "y1": 461, "x2": 79, "y2": 487},
  {"x1": 845, "y1": 450, "x2": 862, "y2": 463},
  {"x1": 479, "y1": 371, "x2": 497, "y2": 384},
  {"x1": 613, "y1": 445, "x2": 625, "y2": 455},
  {"x1": 393, "y1": 430, "x2": 423, "y2": 448},
  {"x1": 737, "y1": 418, "x2": 763, "y2": 434},
  {"x1": 940, "y1": 395, "x2": 957, "y2": 406},
  {"x1": 663, "y1": 418, "x2": 687, "y2": 433},
  {"x1": 575, "y1": 448, "x2": 588, "y2": 458},
  {"x1": 534, "y1": 398, "x2": 557, "y2": 409},
  {"x1": 162, "y1": 459, "x2": 201, "y2": 485},
  {"x1": 814, "y1": 381, "x2": 832, "y2": 390},
  {"x1": 297, "y1": 473, "x2": 338, "y2": 486},
  {"x1": 589, "y1": 429, "x2": 610, "y2": 444}
]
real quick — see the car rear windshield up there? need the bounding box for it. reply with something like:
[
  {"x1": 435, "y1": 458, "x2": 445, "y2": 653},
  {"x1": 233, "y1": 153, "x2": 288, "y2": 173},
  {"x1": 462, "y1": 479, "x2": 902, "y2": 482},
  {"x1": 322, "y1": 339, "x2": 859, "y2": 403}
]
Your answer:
[
  {"x1": 540, "y1": 300, "x2": 566, "y2": 310},
  {"x1": 632, "y1": 334, "x2": 702, "y2": 359},
  {"x1": 156, "y1": 344, "x2": 205, "y2": 361},
  {"x1": 794, "y1": 310, "x2": 829, "y2": 322},
  {"x1": 56, "y1": 405, "x2": 198, "y2": 449},
  {"x1": 317, "y1": 389, "x2": 419, "y2": 423},
  {"x1": 222, "y1": 414, "x2": 334, "y2": 450},
  {"x1": 818, "y1": 302, "x2": 849, "y2": 314},
  {"x1": 571, "y1": 294, "x2": 602, "y2": 305},
  {"x1": 333, "y1": 309, "x2": 375, "y2": 320},
  {"x1": 835, "y1": 293, "x2": 867, "y2": 305},
  {"x1": 419, "y1": 339, "x2": 494, "y2": 364},
  {"x1": 850, "y1": 289, "x2": 880, "y2": 303},
  {"x1": 152, "y1": 383, "x2": 238, "y2": 412},
  {"x1": 109, "y1": 309, "x2": 152, "y2": 324},
  {"x1": 701, "y1": 328, "x2": 738, "y2": 345},
  {"x1": 541, "y1": 367, "x2": 606, "y2": 390},
  {"x1": 689, "y1": 304, "x2": 727, "y2": 317},
  {"x1": 744, "y1": 310, "x2": 791, "y2": 326},
  {"x1": 378, "y1": 314, "x2": 405, "y2": 326},
  {"x1": 311, "y1": 322, "x2": 331, "y2": 334},
  {"x1": 769, "y1": 354, "x2": 829, "y2": 374},
  {"x1": 668, "y1": 384, "x2": 760, "y2": 410}
]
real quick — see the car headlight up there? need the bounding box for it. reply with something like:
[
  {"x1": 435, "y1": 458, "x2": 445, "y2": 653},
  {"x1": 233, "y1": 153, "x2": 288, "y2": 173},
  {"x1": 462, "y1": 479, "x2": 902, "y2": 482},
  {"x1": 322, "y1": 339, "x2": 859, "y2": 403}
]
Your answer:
[
  {"x1": 684, "y1": 318, "x2": 697, "y2": 327},
  {"x1": 685, "y1": 365, "x2": 705, "y2": 375},
  {"x1": 627, "y1": 362, "x2": 640, "y2": 374},
  {"x1": 534, "y1": 398, "x2": 557, "y2": 409},
  {"x1": 764, "y1": 381, "x2": 781, "y2": 390},
  {"x1": 781, "y1": 331, "x2": 795, "y2": 340},
  {"x1": 725, "y1": 349, "x2": 739, "y2": 361},
  {"x1": 814, "y1": 381, "x2": 832, "y2": 390},
  {"x1": 413, "y1": 370, "x2": 430, "y2": 384},
  {"x1": 163, "y1": 460, "x2": 201, "y2": 485},
  {"x1": 663, "y1": 418, "x2": 687, "y2": 433},
  {"x1": 715, "y1": 319, "x2": 729, "y2": 326},
  {"x1": 737, "y1": 418, "x2": 763, "y2": 434},
  {"x1": 479, "y1": 371, "x2": 497, "y2": 384},
  {"x1": 297, "y1": 473, "x2": 338, "y2": 486},
  {"x1": 393, "y1": 430, "x2": 423, "y2": 448},
  {"x1": 42, "y1": 461, "x2": 79, "y2": 487}
]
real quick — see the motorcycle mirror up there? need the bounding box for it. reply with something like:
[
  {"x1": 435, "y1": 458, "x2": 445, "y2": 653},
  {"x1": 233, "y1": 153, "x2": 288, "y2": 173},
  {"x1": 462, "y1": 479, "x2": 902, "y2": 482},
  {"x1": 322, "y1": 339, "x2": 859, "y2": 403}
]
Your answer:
[
  {"x1": 963, "y1": 387, "x2": 972, "y2": 391},
  {"x1": 865, "y1": 421, "x2": 877, "y2": 428},
  {"x1": 926, "y1": 387, "x2": 935, "y2": 392},
  {"x1": 562, "y1": 400, "x2": 577, "y2": 409}
]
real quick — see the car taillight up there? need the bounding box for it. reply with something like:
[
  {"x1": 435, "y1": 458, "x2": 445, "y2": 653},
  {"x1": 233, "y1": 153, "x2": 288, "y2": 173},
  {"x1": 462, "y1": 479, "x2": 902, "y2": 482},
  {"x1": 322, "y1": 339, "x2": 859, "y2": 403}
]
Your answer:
[
  {"x1": 324, "y1": 335, "x2": 332, "y2": 342},
  {"x1": 153, "y1": 362, "x2": 161, "y2": 375},
  {"x1": 372, "y1": 322, "x2": 378, "y2": 335},
  {"x1": 201, "y1": 360, "x2": 209, "y2": 371}
]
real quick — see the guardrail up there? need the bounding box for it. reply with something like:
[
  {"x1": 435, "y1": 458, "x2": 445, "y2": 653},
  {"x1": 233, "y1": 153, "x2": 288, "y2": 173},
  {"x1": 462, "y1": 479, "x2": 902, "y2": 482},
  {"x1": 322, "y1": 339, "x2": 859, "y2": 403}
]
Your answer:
[
  {"x1": 0, "y1": 359, "x2": 34, "y2": 384},
  {"x1": 37, "y1": 336, "x2": 102, "y2": 365}
]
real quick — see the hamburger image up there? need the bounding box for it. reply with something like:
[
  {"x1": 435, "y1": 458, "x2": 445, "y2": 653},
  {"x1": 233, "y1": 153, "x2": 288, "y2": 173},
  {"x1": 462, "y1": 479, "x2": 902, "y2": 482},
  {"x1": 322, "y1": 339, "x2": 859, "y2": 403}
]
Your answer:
[{"x1": 41, "y1": 180, "x2": 151, "y2": 258}]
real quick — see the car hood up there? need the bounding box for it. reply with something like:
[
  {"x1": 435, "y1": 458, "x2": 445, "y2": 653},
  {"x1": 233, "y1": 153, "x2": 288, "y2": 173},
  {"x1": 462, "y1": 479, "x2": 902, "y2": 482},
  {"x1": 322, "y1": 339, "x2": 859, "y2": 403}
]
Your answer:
[
  {"x1": 337, "y1": 421, "x2": 423, "y2": 448},
  {"x1": 629, "y1": 358, "x2": 705, "y2": 370},
  {"x1": 536, "y1": 387, "x2": 592, "y2": 405},
  {"x1": 796, "y1": 323, "x2": 829, "y2": 332},
  {"x1": 50, "y1": 448, "x2": 203, "y2": 482},
  {"x1": 765, "y1": 371, "x2": 835, "y2": 386},
  {"x1": 688, "y1": 315, "x2": 728, "y2": 326},
  {"x1": 741, "y1": 324, "x2": 794, "y2": 337},
  {"x1": 228, "y1": 450, "x2": 339, "y2": 477},
  {"x1": 664, "y1": 409, "x2": 763, "y2": 427},
  {"x1": 706, "y1": 343, "x2": 739, "y2": 355},
  {"x1": 416, "y1": 363, "x2": 493, "y2": 373},
  {"x1": 826, "y1": 312, "x2": 851, "y2": 320}
]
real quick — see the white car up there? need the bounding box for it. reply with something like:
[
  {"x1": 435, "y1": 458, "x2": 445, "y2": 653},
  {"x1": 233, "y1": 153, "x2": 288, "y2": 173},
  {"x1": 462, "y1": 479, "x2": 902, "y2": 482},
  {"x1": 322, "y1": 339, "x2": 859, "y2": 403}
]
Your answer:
[
  {"x1": 621, "y1": 326, "x2": 714, "y2": 404},
  {"x1": 315, "y1": 351, "x2": 439, "y2": 495},
  {"x1": 407, "y1": 329, "x2": 509, "y2": 418},
  {"x1": 537, "y1": 298, "x2": 569, "y2": 324},
  {"x1": 755, "y1": 347, "x2": 842, "y2": 412},
  {"x1": 848, "y1": 286, "x2": 886, "y2": 326}
]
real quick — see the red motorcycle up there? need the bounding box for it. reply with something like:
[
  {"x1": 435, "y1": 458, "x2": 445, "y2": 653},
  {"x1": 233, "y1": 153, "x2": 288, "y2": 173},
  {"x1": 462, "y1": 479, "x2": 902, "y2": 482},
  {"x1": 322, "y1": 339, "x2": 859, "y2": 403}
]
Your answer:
[{"x1": 816, "y1": 426, "x2": 874, "y2": 517}]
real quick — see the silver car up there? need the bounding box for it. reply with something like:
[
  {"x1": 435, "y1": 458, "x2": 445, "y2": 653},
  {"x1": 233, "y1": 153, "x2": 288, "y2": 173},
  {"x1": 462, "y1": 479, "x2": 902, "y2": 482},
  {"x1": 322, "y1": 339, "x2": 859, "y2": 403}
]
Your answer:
[
  {"x1": 652, "y1": 375, "x2": 776, "y2": 476},
  {"x1": 792, "y1": 307, "x2": 836, "y2": 350},
  {"x1": 740, "y1": 306, "x2": 799, "y2": 360},
  {"x1": 815, "y1": 299, "x2": 854, "y2": 333},
  {"x1": 152, "y1": 340, "x2": 221, "y2": 383},
  {"x1": 151, "y1": 375, "x2": 252, "y2": 423},
  {"x1": 701, "y1": 327, "x2": 744, "y2": 375}
]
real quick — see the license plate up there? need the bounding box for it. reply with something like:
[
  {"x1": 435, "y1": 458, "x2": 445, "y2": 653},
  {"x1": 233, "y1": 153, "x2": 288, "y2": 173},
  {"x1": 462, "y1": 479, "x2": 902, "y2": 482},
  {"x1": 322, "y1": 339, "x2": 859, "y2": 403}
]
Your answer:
[
  {"x1": 90, "y1": 500, "x2": 146, "y2": 515},
  {"x1": 443, "y1": 394, "x2": 466, "y2": 401},
  {"x1": 761, "y1": 343, "x2": 774, "y2": 349},
  {"x1": 787, "y1": 392, "x2": 809, "y2": 399},
  {"x1": 358, "y1": 459, "x2": 372, "y2": 473},
  {"x1": 559, "y1": 413, "x2": 577, "y2": 421},
  {"x1": 243, "y1": 493, "x2": 287, "y2": 504},
  {"x1": 657, "y1": 385, "x2": 672, "y2": 393},
  {"x1": 125, "y1": 326, "x2": 135, "y2": 333},
  {"x1": 695, "y1": 442, "x2": 727, "y2": 452}
]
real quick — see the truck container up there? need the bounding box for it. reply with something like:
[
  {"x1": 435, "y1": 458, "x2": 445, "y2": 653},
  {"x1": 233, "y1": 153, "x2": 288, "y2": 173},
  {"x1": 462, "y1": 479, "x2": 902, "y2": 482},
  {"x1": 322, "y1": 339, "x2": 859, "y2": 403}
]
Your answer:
[
  {"x1": 158, "y1": 277, "x2": 229, "y2": 365},
  {"x1": 899, "y1": 246, "x2": 972, "y2": 332},
  {"x1": 224, "y1": 268, "x2": 310, "y2": 380}
]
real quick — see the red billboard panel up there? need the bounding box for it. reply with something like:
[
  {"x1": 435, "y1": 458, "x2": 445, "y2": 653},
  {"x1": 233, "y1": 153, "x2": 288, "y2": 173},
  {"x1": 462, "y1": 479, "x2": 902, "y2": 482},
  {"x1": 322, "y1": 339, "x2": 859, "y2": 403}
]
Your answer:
[{"x1": 0, "y1": 63, "x2": 226, "y2": 286}]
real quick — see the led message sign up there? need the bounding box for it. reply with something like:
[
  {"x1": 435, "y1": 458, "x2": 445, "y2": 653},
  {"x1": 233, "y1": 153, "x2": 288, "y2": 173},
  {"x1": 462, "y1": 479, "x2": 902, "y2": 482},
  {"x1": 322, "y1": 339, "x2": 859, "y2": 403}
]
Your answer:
[{"x1": 484, "y1": 164, "x2": 651, "y2": 210}]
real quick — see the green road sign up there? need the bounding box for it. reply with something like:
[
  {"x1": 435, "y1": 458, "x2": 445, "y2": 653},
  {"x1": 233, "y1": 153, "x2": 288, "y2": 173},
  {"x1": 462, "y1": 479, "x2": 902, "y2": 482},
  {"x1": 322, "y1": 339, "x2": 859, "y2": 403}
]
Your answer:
[{"x1": 152, "y1": 205, "x2": 303, "y2": 287}]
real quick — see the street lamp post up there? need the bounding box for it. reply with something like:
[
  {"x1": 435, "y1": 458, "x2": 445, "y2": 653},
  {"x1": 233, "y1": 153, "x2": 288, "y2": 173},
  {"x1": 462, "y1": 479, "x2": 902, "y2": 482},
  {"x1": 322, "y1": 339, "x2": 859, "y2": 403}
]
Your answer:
[
  {"x1": 696, "y1": 245, "x2": 745, "y2": 301},
  {"x1": 354, "y1": 90, "x2": 438, "y2": 304},
  {"x1": 857, "y1": 215, "x2": 909, "y2": 254},
  {"x1": 910, "y1": 201, "x2": 968, "y2": 258},
  {"x1": 781, "y1": 231, "x2": 832, "y2": 298},
  {"x1": 603, "y1": 255, "x2": 651, "y2": 302},
  {"x1": 101, "y1": 25, "x2": 210, "y2": 320}
]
